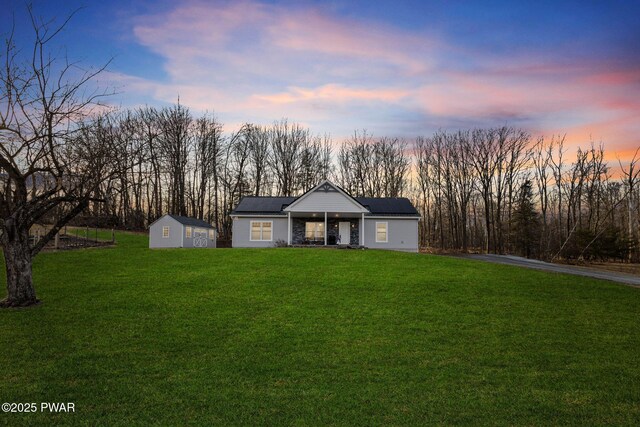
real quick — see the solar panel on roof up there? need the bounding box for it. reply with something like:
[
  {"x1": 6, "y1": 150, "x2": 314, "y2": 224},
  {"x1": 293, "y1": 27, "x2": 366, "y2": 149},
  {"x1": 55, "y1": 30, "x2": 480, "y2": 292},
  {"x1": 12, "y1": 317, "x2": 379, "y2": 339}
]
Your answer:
[
  {"x1": 233, "y1": 197, "x2": 296, "y2": 213},
  {"x1": 355, "y1": 198, "x2": 419, "y2": 215}
]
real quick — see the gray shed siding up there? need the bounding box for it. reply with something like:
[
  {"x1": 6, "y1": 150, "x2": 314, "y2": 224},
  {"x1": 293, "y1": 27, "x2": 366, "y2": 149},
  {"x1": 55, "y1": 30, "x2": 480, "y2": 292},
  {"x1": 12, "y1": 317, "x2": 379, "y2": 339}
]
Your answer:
[
  {"x1": 149, "y1": 216, "x2": 183, "y2": 248},
  {"x1": 149, "y1": 215, "x2": 216, "y2": 248},
  {"x1": 181, "y1": 226, "x2": 216, "y2": 248},
  {"x1": 232, "y1": 217, "x2": 288, "y2": 248},
  {"x1": 363, "y1": 218, "x2": 419, "y2": 252}
]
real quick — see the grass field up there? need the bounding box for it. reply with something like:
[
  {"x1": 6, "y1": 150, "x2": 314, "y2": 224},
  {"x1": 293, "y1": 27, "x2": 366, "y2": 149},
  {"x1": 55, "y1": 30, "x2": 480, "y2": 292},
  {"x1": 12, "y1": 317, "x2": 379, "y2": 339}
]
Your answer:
[{"x1": 1, "y1": 232, "x2": 639, "y2": 425}]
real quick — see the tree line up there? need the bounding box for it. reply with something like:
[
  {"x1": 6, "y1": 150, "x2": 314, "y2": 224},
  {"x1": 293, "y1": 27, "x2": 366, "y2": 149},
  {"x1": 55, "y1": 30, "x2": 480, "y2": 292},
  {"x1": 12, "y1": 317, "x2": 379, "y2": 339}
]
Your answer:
[
  {"x1": 74, "y1": 107, "x2": 639, "y2": 262},
  {"x1": 414, "y1": 129, "x2": 639, "y2": 261},
  {"x1": 76, "y1": 107, "x2": 335, "y2": 240}
]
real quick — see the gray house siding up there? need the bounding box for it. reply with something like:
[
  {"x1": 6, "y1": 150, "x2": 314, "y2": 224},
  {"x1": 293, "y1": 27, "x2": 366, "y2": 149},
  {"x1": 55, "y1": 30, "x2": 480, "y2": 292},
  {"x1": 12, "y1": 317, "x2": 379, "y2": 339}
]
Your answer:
[
  {"x1": 232, "y1": 217, "x2": 288, "y2": 248},
  {"x1": 232, "y1": 216, "x2": 417, "y2": 251},
  {"x1": 149, "y1": 215, "x2": 216, "y2": 248},
  {"x1": 363, "y1": 218, "x2": 419, "y2": 252}
]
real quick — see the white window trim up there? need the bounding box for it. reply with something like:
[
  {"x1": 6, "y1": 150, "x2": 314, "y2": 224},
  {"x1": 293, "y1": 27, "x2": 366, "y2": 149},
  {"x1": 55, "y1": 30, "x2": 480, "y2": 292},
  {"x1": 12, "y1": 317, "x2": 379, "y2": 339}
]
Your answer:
[
  {"x1": 186, "y1": 226, "x2": 192, "y2": 238},
  {"x1": 375, "y1": 221, "x2": 388, "y2": 243},
  {"x1": 208, "y1": 229, "x2": 215, "y2": 240},
  {"x1": 162, "y1": 226, "x2": 170, "y2": 238},
  {"x1": 250, "y1": 220, "x2": 273, "y2": 242}
]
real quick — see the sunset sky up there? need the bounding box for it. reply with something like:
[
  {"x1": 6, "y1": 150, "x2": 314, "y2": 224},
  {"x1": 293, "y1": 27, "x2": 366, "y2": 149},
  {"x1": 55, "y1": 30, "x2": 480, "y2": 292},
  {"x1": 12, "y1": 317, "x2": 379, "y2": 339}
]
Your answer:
[{"x1": 4, "y1": 0, "x2": 640, "y2": 157}]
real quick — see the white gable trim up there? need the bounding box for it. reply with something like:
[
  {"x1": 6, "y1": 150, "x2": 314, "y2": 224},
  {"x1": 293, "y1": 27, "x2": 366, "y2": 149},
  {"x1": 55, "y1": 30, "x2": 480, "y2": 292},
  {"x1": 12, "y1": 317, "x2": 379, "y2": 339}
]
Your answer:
[{"x1": 283, "y1": 180, "x2": 369, "y2": 213}]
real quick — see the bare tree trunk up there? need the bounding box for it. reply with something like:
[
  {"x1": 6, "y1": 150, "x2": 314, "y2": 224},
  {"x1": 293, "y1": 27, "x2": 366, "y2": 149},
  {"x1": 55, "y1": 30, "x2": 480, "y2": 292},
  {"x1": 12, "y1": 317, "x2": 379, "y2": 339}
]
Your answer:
[{"x1": 1, "y1": 224, "x2": 37, "y2": 307}]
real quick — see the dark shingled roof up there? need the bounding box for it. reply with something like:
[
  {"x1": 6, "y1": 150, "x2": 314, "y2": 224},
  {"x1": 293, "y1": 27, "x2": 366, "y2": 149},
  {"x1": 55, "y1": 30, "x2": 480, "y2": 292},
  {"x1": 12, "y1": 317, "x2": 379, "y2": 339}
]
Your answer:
[
  {"x1": 167, "y1": 214, "x2": 214, "y2": 228},
  {"x1": 356, "y1": 197, "x2": 420, "y2": 216},
  {"x1": 232, "y1": 197, "x2": 296, "y2": 214},
  {"x1": 231, "y1": 195, "x2": 419, "y2": 216}
]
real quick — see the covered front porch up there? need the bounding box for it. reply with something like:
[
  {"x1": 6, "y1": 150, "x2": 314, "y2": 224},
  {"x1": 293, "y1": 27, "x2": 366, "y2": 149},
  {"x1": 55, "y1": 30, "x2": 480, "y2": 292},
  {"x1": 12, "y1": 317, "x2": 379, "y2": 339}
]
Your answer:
[
  {"x1": 286, "y1": 212, "x2": 364, "y2": 246},
  {"x1": 282, "y1": 180, "x2": 371, "y2": 247}
]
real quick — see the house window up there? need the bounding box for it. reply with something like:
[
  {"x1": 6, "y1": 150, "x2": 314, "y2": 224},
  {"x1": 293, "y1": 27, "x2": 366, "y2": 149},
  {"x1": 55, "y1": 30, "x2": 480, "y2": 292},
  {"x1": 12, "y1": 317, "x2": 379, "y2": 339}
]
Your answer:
[
  {"x1": 305, "y1": 222, "x2": 324, "y2": 241},
  {"x1": 186, "y1": 226, "x2": 192, "y2": 238},
  {"x1": 376, "y1": 222, "x2": 388, "y2": 242},
  {"x1": 162, "y1": 226, "x2": 170, "y2": 238},
  {"x1": 208, "y1": 229, "x2": 215, "y2": 240},
  {"x1": 250, "y1": 221, "x2": 272, "y2": 241}
]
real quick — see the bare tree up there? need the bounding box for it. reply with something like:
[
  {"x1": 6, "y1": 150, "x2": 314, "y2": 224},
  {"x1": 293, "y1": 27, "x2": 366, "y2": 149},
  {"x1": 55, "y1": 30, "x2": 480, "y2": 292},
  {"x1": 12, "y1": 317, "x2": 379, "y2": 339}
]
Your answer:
[
  {"x1": 0, "y1": 7, "x2": 138, "y2": 306},
  {"x1": 218, "y1": 124, "x2": 251, "y2": 238},
  {"x1": 245, "y1": 124, "x2": 271, "y2": 197},
  {"x1": 157, "y1": 103, "x2": 192, "y2": 216},
  {"x1": 269, "y1": 119, "x2": 307, "y2": 196},
  {"x1": 414, "y1": 137, "x2": 432, "y2": 247},
  {"x1": 336, "y1": 142, "x2": 354, "y2": 194},
  {"x1": 449, "y1": 131, "x2": 475, "y2": 251},
  {"x1": 346, "y1": 130, "x2": 374, "y2": 197},
  {"x1": 137, "y1": 107, "x2": 163, "y2": 223},
  {"x1": 619, "y1": 148, "x2": 640, "y2": 261},
  {"x1": 192, "y1": 114, "x2": 223, "y2": 219},
  {"x1": 532, "y1": 137, "x2": 551, "y2": 253},
  {"x1": 298, "y1": 134, "x2": 332, "y2": 192},
  {"x1": 379, "y1": 137, "x2": 410, "y2": 197},
  {"x1": 549, "y1": 136, "x2": 566, "y2": 245},
  {"x1": 469, "y1": 129, "x2": 499, "y2": 253}
]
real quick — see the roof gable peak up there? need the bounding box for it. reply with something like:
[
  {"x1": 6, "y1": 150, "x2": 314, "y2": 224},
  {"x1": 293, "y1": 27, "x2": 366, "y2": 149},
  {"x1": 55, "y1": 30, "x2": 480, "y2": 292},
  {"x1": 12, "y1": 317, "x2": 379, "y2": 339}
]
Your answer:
[{"x1": 284, "y1": 180, "x2": 369, "y2": 213}]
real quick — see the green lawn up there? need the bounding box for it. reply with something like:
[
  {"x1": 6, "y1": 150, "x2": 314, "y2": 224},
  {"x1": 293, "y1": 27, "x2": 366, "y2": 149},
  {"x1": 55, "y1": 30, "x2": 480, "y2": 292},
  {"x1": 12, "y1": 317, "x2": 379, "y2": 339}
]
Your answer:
[{"x1": 1, "y1": 233, "x2": 639, "y2": 425}]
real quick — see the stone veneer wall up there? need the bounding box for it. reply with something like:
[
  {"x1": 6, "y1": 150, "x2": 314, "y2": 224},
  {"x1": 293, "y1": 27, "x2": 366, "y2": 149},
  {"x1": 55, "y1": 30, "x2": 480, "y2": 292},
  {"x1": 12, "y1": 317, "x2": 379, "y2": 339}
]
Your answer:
[{"x1": 291, "y1": 217, "x2": 360, "y2": 245}]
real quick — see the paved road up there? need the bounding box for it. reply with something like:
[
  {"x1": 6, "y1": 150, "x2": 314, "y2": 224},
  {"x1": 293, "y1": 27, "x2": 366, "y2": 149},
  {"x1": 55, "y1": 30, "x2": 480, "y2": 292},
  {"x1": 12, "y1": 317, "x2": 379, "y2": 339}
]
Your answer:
[{"x1": 452, "y1": 254, "x2": 640, "y2": 287}]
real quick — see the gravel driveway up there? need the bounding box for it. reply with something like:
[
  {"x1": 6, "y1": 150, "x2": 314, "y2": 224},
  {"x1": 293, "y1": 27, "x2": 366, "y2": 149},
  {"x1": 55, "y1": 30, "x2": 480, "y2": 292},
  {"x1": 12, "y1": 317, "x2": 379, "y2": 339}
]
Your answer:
[{"x1": 452, "y1": 254, "x2": 640, "y2": 287}]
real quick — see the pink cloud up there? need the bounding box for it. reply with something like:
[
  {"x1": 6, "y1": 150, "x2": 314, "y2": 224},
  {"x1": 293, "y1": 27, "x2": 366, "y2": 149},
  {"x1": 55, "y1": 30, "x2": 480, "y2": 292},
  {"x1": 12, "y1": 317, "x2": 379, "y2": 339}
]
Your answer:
[
  {"x1": 253, "y1": 84, "x2": 410, "y2": 105},
  {"x1": 110, "y1": 1, "x2": 640, "y2": 158},
  {"x1": 580, "y1": 69, "x2": 640, "y2": 86},
  {"x1": 265, "y1": 10, "x2": 437, "y2": 75},
  {"x1": 555, "y1": 115, "x2": 640, "y2": 156}
]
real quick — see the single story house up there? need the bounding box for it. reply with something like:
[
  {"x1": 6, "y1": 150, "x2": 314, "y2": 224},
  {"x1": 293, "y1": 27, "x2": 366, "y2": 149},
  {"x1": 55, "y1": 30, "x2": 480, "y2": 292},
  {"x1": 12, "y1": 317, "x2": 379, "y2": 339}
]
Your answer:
[
  {"x1": 149, "y1": 214, "x2": 216, "y2": 248},
  {"x1": 231, "y1": 180, "x2": 420, "y2": 252}
]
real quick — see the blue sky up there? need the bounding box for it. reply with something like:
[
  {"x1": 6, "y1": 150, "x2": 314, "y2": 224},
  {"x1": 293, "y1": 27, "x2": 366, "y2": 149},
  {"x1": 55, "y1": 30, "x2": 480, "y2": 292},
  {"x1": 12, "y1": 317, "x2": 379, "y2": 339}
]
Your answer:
[{"x1": 4, "y1": 0, "x2": 640, "y2": 156}]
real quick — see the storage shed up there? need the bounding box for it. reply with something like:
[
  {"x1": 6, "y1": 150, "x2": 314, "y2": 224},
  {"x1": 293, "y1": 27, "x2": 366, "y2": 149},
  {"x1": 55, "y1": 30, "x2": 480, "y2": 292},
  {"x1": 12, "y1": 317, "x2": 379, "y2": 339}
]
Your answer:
[{"x1": 149, "y1": 214, "x2": 216, "y2": 248}]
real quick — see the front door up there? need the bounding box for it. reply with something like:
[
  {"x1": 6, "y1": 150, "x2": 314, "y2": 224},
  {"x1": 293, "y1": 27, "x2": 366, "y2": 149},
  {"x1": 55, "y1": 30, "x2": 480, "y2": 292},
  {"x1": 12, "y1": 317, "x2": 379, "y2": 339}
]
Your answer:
[{"x1": 338, "y1": 222, "x2": 351, "y2": 245}]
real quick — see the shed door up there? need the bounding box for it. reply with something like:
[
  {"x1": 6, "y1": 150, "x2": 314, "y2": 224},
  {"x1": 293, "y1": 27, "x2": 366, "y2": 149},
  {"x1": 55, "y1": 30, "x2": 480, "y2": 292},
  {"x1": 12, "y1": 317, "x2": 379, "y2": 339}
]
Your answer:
[
  {"x1": 193, "y1": 229, "x2": 208, "y2": 247},
  {"x1": 339, "y1": 222, "x2": 351, "y2": 244}
]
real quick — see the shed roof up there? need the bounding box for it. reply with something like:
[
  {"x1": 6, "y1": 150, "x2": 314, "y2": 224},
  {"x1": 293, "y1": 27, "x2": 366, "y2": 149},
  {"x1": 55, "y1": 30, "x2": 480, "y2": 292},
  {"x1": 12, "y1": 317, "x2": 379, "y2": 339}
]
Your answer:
[{"x1": 165, "y1": 214, "x2": 214, "y2": 228}]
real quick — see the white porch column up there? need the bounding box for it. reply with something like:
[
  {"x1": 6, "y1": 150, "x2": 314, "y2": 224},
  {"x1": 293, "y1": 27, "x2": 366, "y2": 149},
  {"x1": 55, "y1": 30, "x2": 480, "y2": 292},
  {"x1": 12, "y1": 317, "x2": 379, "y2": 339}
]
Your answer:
[
  {"x1": 287, "y1": 212, "x2": 291, "y2": 245},
  {"x1": 361, "y1": 213, "x2": 365, "y2": 247},
  {"x1": 324, "y1": 212, "x2": 327, "y2": 245}
]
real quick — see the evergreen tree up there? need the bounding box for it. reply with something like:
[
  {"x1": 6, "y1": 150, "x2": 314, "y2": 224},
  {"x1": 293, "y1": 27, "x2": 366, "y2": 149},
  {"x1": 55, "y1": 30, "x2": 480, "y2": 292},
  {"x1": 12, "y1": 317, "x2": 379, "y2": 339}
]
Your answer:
[{"x1": 512, "y1": 180, "x2": 541, "y2": 258}]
